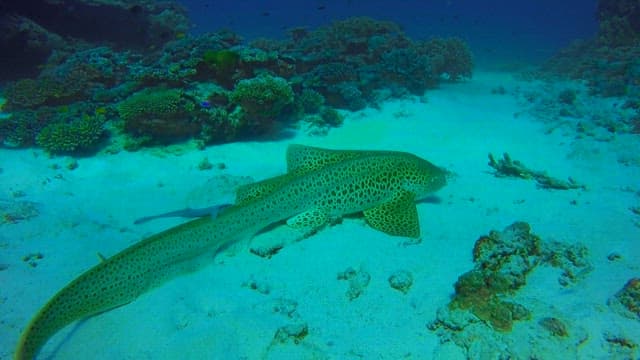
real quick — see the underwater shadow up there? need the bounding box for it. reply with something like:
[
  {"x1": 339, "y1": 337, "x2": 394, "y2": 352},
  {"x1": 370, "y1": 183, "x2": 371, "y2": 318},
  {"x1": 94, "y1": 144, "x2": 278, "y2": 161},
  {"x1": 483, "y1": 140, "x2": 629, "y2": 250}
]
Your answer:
[{"x1": 417, "y1": 195, "x2": 443, "y2": 204}]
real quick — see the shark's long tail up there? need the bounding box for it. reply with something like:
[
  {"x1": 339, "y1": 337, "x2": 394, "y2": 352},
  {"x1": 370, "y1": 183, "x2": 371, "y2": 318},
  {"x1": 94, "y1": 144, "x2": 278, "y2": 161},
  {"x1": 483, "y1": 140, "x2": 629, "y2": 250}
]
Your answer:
[{"x1": 15, "y1": 216, "x2": 225, "y2": 360}]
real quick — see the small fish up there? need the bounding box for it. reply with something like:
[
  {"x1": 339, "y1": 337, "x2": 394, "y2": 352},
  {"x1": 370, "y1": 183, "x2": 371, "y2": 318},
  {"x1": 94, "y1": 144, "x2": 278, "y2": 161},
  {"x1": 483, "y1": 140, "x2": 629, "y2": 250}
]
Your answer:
[{"x1": 200, "y1": 101, "x2": 211, "y2": 108}]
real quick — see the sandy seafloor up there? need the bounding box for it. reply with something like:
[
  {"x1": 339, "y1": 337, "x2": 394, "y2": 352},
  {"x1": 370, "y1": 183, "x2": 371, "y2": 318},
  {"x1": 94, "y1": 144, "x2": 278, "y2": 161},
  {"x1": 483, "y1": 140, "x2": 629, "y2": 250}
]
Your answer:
[{"x1": 1, "y1": 70, "x2": 639, "y2": 359}]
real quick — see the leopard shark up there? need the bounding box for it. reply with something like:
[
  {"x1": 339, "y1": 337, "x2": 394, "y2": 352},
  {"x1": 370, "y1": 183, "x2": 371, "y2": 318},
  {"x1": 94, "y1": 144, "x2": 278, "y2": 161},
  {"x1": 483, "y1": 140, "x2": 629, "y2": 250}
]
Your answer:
[{"x1": 15, "y1": 144, "x2": 446, "y2": 359}]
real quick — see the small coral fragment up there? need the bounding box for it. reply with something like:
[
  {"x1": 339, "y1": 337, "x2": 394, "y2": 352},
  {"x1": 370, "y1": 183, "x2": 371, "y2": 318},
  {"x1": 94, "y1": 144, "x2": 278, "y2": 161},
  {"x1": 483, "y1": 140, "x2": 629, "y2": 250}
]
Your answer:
[
  {"x1": 542, "y1": 241, "x2": 593, "y2": 287},
  {"x1": 388, "y1": 270, "x2": 414, "y2": 294},
  {"x1": 272, "y1": 322, "x2": 309, "y2": 345},
  {"x1": 22, "y1": 252, "x2": 44, "y2": 268},
  {"x1": 337, "y1": 266, "x2": 370, "y2": 300},
  {"x1": 0, "y1": 200, "x2": 39, "y2": 224},
  {"x1": 242, "y1": 275, "x2": 271, "y2": 295},
  {"x1": 539, "y1": 317, "x2": 569, "y2": 337},
  {"x1": 603, "y1": 331, "x2": 637, "y2": 358},
  {"x1": 272, "y1": 299, "x2": 299, "y2": 319},
  {"x1": 197, "y1": 157, "x2": 213, "y2": 170},
  {"x1": 488, "y1": 153, "x2": 585, "y2": 190}
]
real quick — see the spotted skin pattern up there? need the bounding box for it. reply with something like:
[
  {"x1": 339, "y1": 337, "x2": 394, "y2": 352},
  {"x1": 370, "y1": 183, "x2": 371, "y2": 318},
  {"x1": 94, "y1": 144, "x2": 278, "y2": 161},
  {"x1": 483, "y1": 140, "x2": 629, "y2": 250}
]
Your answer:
[{"x1": 15, "y1": 145, "x2": 446, "y2": 359}]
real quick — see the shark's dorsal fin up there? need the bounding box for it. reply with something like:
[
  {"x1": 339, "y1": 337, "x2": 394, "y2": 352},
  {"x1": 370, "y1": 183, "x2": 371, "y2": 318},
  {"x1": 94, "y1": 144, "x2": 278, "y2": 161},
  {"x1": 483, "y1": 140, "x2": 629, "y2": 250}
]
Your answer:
[
  {"x1": 363, "y1": 190, "x2": 420, "y2": 238},
  {"x1": 235, "y1": 174, "x2": 293, "y2": 204},
  {"x1": 237, "y1": 145, "x2": 366, "y2": 205},
  {"x1": 286, "y1": 144, "x2": 367, "y2": 175}
]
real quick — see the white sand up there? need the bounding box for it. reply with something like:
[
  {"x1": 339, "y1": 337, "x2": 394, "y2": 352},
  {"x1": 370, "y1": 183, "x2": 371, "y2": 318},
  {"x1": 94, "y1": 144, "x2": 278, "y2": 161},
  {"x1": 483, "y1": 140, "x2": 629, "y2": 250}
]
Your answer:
[{"x1": 1, "y1": 70, "x2": 639, "y2": 359}]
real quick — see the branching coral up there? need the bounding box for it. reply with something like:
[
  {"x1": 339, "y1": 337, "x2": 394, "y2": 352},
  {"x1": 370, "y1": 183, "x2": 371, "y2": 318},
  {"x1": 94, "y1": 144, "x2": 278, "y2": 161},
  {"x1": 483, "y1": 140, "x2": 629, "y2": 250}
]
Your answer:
[
  {"x1": 2, "y1": 79, "x2": 49, "y2": 109},
  {"x1": 117, "y1": 87, "x2": 200, "y2": 140},
  {"x1": 597, "y1": 0, "x2": 640, "y2": 46},
  {"x1": 420, "y1": 37, "x2": 473, "y2": 81},
  {"x1": 229, "y1": 74, "x2": 294, "y2": 133},
  {"x1": 200, "y1": 49, "x2": 241, "y2": 87},
  {"x1": 296, "y1": 89, "x2": 325, "y2": 114},
  {"x1": 0, "y1": 108, "x2": 58, "y2": 147},
  {"x1": 2, "y1": 59, "x2": 110, "y2": 111},
  {"x1": 36, "y1": 114, "x2": 105, "y2": 154}
]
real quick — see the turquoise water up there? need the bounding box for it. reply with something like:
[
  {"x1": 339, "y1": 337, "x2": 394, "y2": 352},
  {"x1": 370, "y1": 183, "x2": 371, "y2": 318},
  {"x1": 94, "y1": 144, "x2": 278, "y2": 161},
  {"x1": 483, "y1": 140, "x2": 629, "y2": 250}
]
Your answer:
[{"x1": 1, "y1": 1, "x2": 639, "y2": 359}]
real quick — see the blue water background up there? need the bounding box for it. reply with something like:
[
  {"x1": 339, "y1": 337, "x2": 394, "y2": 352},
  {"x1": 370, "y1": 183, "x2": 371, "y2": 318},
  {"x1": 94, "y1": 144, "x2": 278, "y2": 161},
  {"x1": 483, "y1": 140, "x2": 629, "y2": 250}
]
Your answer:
[{"x1": 180, "y1": 0, "x2": 598, "y2": 65}]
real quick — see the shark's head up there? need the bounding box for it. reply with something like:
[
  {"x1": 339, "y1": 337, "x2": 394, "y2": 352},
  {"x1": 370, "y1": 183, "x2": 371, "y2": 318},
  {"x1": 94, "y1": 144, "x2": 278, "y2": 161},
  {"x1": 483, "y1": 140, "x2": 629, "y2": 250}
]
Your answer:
[{"x1": 400, "y1": 154, "x2": 447, "y2": 199}]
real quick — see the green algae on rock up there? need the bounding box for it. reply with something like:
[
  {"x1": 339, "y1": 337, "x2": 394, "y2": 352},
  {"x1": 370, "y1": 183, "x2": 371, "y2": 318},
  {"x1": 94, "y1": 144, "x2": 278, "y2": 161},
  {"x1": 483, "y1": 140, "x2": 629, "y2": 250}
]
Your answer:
[
  {"x1": 429, "y1": 222, "x2": 594, "y2": 358},
  {"x1": 608, "y1": 278, "x2": 640, "y2": 320},
  {"x1": 442, "y1": 222, "x2": 592, "y2": 332}
]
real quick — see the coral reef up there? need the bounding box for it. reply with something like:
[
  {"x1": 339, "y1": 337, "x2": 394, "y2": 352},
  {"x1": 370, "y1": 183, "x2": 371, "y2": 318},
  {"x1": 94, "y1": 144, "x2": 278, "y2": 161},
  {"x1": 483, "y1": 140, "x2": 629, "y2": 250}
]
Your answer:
[
  {"x1": 2, "y1": 62, "x2": 104, "y2": 110},
  {"x1": 0, "y1": 16, "x2": 473, "y2": 152},
  {"x1": 420, "y1": 37, "x2": 473, "y2": 81},
  {"x1": 0, "y1": 0, "x2": 189, "y2": 81},
  {"x1": 513, "y1": 80, "x2": 639, "y2": 141},
  {"x1": 540, "y1": 0, "x2": 640, "y2": 126},
  {"x1": 3, "y1": 79, "x2": 50, "y2": 109},
  {"x1": 596, "y1": 0, "x2": 640, "y2": 46},
  {"x1": 263, "y1": 17, "x2": 473, "y2": 110}
]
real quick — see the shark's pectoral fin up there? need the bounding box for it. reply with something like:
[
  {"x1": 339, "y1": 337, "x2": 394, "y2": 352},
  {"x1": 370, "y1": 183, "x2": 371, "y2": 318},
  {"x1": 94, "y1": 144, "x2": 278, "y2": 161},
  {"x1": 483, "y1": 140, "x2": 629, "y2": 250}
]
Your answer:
[
  {"x1": 286, "y1": 207, "x2": 329, "y2": 233},
  {"x1": 363, "y1": 191, "x2": 420, "y2": 238}
]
